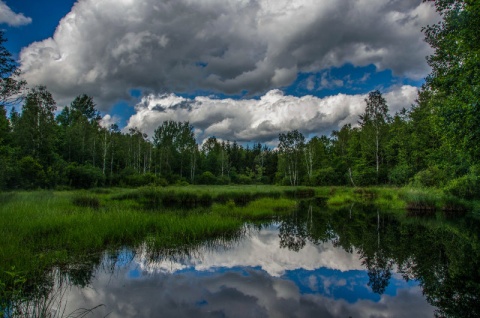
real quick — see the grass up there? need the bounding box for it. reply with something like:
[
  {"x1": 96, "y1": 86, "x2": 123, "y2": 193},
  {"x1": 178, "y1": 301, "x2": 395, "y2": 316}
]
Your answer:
[
  {"x1": 0, "y1": 192, "x2": 233, "y2": 292},
  {"x1": 322, "y1": 186, "x2": 475, "y2": 213},
  {"x1": 0, "y1": 186, "x2": 300, "y2": 294}
]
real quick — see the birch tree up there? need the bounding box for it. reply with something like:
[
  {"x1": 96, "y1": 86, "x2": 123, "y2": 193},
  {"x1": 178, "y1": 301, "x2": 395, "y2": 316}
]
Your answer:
[
  {"x1": 359, "y1": 90, "x2": 390, "y2": 182},
  {"x1": 278, "y1": 130, "x2": 305, "y2": 186}
]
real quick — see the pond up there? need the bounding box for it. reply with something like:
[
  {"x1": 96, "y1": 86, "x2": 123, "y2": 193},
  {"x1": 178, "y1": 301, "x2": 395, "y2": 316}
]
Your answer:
[
  {"x1": 30, "y1": 201, "x2": 479, "y2": 318},
  {"x1": 3, "y1": 197, "x2": 479, "y2": 318}
]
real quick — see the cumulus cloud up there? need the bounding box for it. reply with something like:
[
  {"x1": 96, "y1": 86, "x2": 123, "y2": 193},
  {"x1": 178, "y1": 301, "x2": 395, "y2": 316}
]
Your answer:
[
  {"x1": 125, "y1": 85, "x2": 418, "y2": 144},
  {"x1": 19, "y1": 0, "x2": 437, "y2": 108},
  {"x1": 0, "y1": 1, "x2": 31, "y2": 26},
  {"x1": 136, "y1": 224, "x2": 364, "y2": 277},
  {"x1": 99, "y1": 114, "x2": 120, "y2": 128}
]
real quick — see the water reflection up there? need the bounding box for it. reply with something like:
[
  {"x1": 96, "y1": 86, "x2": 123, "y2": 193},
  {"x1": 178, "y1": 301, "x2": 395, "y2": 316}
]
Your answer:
[
  {"x1": 58, "y1": 224, "x2": 436, "y2": 317},
  {"x1": 27, "y1": 201, "x2": 480, "y2": 317}
]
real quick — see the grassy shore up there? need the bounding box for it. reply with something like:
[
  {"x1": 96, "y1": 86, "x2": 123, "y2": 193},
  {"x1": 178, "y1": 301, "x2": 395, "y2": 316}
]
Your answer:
[{"x1": 0, "y1": 187, "x2": 299, "y2": 285}]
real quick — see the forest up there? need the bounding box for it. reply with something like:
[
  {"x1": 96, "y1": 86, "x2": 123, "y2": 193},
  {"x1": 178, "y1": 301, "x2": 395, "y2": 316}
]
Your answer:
[{"x1": 0, "y1": 0, "x2": 479, "y2": 201}]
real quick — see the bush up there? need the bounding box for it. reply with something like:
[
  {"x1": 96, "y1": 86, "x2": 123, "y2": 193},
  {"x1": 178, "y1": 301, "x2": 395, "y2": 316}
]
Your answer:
[
  {"x1": 313, "y1": 167, "x2": 339, "y2": 186},
  {"x1": 236, "y1": 174, "x2": 252, "y2": 185},
  {"x1": 412, "y1": 166, "x2": 448, "y2": 188},
  {"x1": 67, "y1": 164, "x2": 105, "y2": 189},
  {"x1": 198, "y1": 171, "x2": 217, "y2": 185},
  {"x1": 444, "y1": 173, "x2": 480, "y2": 200}
]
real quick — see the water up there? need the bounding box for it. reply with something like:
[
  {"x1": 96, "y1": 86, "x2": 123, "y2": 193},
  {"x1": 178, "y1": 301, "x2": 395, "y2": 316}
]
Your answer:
[
  {"x1": 58, "y1": 223, "x2": 435, "y2": 317},
  {"x1": 32, "y1": 203, "x2": 480, "y2": 317}
]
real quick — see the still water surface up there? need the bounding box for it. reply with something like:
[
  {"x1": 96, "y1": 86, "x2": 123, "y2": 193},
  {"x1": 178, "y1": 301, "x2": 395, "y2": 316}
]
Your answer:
[{"x1": 56, "y1": 210, "x2": 445, "y2": 318}]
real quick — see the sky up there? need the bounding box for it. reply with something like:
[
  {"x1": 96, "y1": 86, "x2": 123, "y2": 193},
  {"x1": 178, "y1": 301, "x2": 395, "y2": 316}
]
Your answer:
[{"x1": 0, "y1": 0, "x2": 440, "y2": 145}]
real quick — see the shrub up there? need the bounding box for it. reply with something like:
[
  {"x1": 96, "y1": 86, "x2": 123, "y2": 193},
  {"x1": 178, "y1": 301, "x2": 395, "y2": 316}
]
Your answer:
[
  {"x1": 235, "y1": 174, "x2": 252, "y2": 185},
  {"x1": 313, "y1": 167, "x2": 339, "y2": 186},
  {"x1": 123, "y1": 172, "x2": 159, "y2": 187},
  {"x1": 67, "y1": 164, "x2": 105, "y2": 189},
  {"x1": 198, "y1": 171, "x2": 217, "y2": 185},
  {"x1": 412, "y1": 166, "x2": 448, "y2": 188},
  {"x1": 444, "y1": 174, "x2": 480, "y2": 200}
]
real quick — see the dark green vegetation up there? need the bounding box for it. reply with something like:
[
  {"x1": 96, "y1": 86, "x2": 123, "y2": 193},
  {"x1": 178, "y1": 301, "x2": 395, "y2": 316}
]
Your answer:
[{"x1": 1, "y1": 0, "x2": 480, "y2": 199}]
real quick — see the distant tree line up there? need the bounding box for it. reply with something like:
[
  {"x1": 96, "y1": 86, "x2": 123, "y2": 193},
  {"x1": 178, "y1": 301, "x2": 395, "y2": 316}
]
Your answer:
[{"x1": 0, "y1": 0, "x2": 479, "y2": 198}]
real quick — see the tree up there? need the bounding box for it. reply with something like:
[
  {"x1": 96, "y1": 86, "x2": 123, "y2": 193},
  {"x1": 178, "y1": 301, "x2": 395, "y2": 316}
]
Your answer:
[
  {"x1": 153, "y1": 121, "x2": 197, "y2": 182},
  {"x1": 0, "y1": 31, "x2": 26, "y2": 108},
  {"x1": 57, "y1": 95, "x2": 101, "y2": 165},
  {"x1": 0, "y1": 31, "x2": 26, "y2": 189},
  {"x1": 278, "y1": 130, "x2": 305, "y2": 186},
  {"x1": 332, "y1": 124, "x2": 361, "y2": 186},
  {"x1": 14, "y1": 86, "x2": 57, "y2": 165},
  {"x1": 423, "y1": 0, "x2": 480, "y2": 161},
  {"x1": 359, "y1": 90, "x2": 390, "y2": 183}
]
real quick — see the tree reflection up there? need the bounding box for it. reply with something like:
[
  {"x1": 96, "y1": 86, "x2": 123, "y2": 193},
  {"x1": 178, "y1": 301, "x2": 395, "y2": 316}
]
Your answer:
[
  {"x1": 276, "y1": 201, "x2": 480, "y2": 317},
  {"x1": 279, "y1": 209, "x2": 307, "y2": 252},
  {"x1": 363, "y1": 251, "x2": 393, "y2": 294}
]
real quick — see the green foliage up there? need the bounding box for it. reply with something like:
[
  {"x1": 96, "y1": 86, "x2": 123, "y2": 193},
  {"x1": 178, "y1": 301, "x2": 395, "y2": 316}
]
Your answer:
[
  {"x1": 412, "y1": 166, "x2": 448, "y2": 188},
  {"x1": 198, "y1": 171, "x2": 217, "y2": 185},
  {"x1": 423, "y1": 0, "x2": 480, "y2": 161},
  {"x1": 0, "y1": 31, "x2": 26, "y2": 108},
  {"x1": 313, "y1": 167, "x2": 339, "y2": 186},
  {"x1": 444, "y1": 172, "x2": 480, "y2": 200},
  {"x1": 124, "y1": 172, "x2": 160, "y2": 187},
  {"x1": 388, "y1": 164, "x2": 412, "y2": 186},
  {"x1": 67, "y1": 164, "x2": 105, "y2": 189},
  {"x1": 0, "y1": 267, "x2": 27, "y2": 317},
  {"x1": 278, "y1": 130, "x2": 305, "y2": 186},
  {"x1": 14, "y1": 87, "x2": 57, "y2": 165},
  {"x1": 17, "y1": 156, "x2": 46, "y2": 189},
  {"x1": 399, "y1": 188, "x2": 442, "y2": 212}
]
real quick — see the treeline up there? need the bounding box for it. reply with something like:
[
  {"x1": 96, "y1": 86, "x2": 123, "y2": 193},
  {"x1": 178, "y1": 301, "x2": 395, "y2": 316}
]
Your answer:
[
  {"x1": 0, "y1": 85, "x2": 476, "y2": 198},
  {"x1": 0, "y1": 0, "x2": 479, "y2": 198}
]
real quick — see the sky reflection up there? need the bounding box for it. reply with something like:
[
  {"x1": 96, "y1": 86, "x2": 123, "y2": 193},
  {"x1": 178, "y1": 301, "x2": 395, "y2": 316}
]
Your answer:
[{"x1": 61, "y1": 224, "x2": 435, "y2": 317}]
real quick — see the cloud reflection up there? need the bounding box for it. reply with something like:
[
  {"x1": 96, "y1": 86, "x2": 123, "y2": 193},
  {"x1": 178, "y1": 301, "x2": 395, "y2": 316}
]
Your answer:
[
  {"x1": 136, "y1": 224, "x2": 363, "y2": 277},
  {"x1": 59, "y1": 224, "x2": 435, "y2": 317}
]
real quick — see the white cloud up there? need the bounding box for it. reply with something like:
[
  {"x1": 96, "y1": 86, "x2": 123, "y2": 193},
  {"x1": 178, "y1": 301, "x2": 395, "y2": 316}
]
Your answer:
[
  {"x1": 136, "y1": 224, "x2": 364, "y2": 277},
  {"x1": 99, "y1": 114, "x2": 120, "y2": 128},
  {"x1": 19, "y1": 0, "x2": 438, "y2": 108},
  {"x1": 125, "y1": 85, "x2": 419, "y2": 144},
  {"x1": 0, "y1": 1, "x2": 31, "y2": 26}
]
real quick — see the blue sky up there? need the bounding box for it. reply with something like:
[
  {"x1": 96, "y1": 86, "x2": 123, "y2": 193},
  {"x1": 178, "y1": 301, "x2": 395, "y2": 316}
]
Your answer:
[{"x1": 1, "y1": 0, "x2": 439, "y2": 143}]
